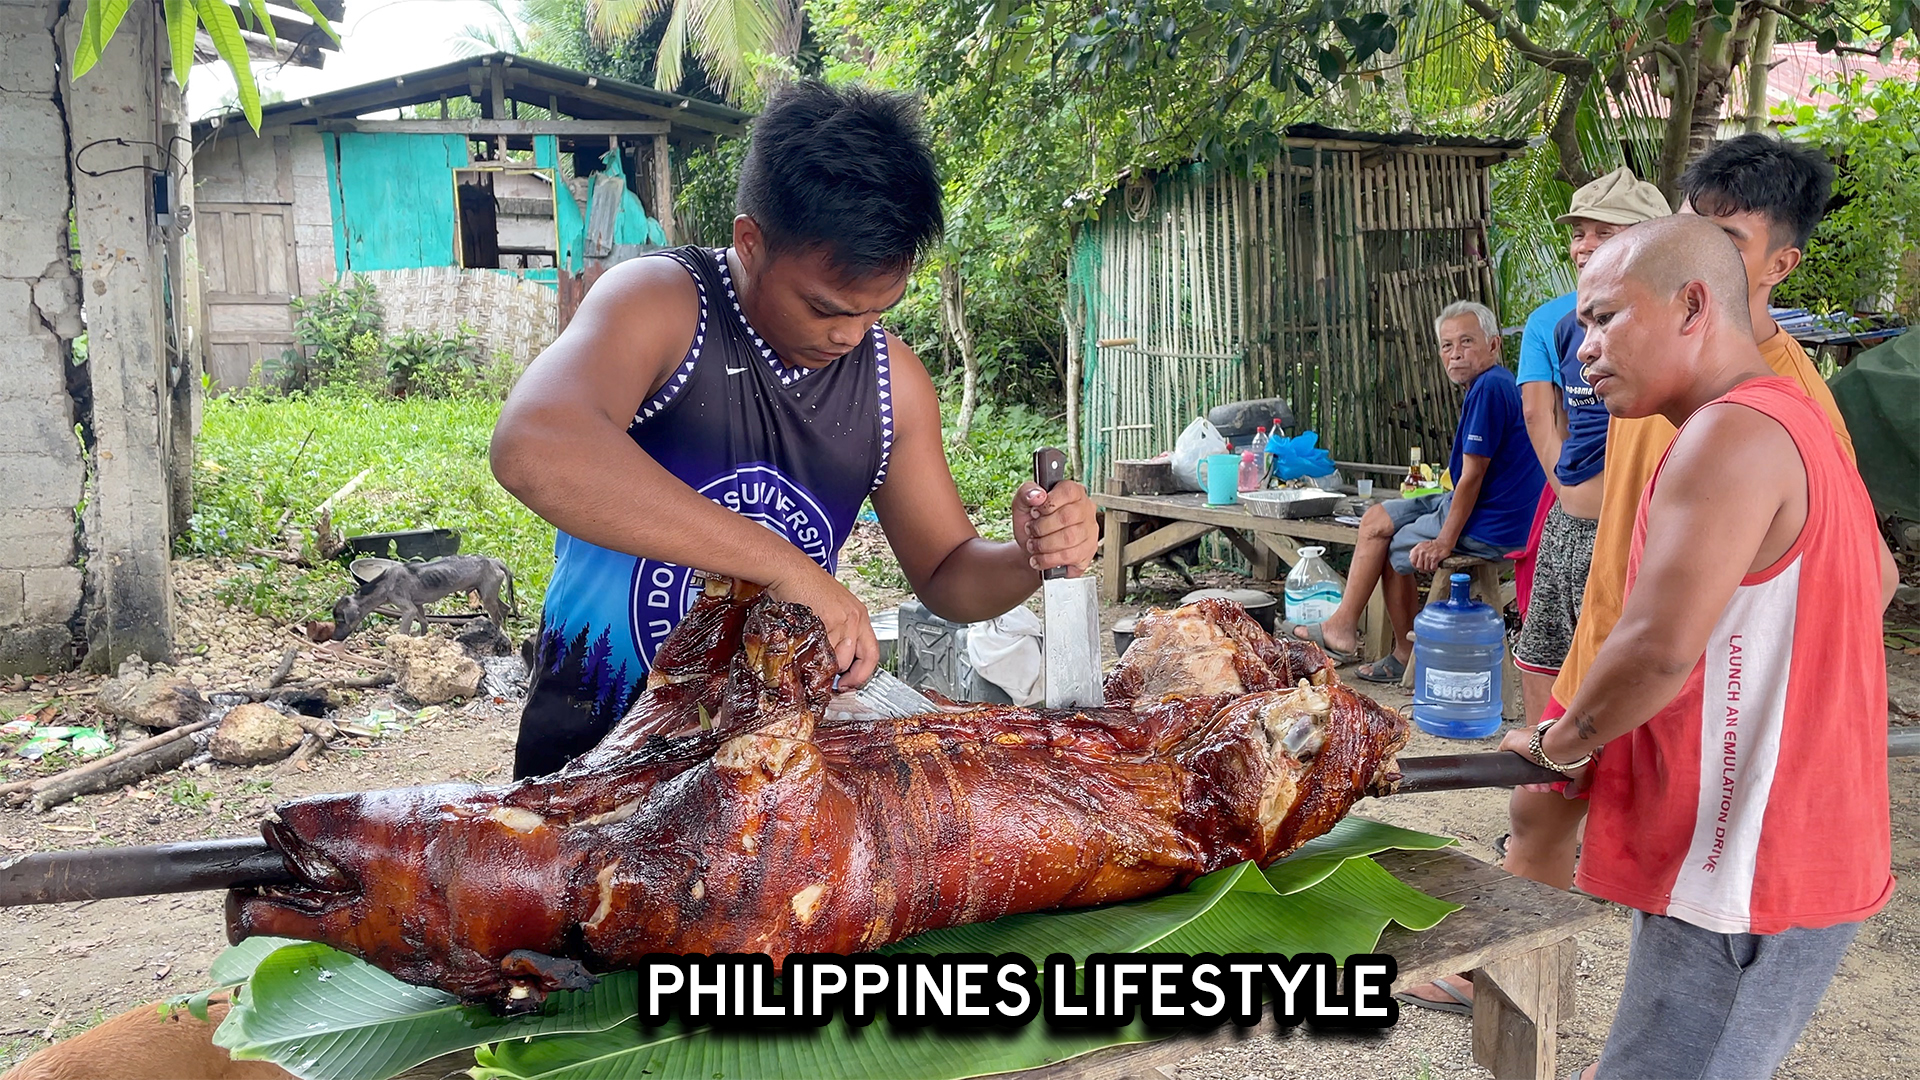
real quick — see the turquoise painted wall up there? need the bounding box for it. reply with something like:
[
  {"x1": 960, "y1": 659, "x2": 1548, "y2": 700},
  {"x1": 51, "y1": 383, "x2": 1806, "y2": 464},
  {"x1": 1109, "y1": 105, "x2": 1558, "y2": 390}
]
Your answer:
[
  {"x1": 321, "y1": 131, "x2": 656, "y2": 281},
  {"x1": 326, "y1": 132, "x2": 470, "y2": 272}
]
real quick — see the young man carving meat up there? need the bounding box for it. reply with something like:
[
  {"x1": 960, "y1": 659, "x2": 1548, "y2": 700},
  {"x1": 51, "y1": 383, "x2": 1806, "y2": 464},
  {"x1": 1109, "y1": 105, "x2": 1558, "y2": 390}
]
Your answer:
[{"x1": 490, "y1": 83, "x2": 1098, "y2": 777}]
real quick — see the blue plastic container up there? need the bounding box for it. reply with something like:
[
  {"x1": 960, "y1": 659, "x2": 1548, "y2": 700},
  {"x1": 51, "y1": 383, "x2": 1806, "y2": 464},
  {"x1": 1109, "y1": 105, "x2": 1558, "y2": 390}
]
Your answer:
[{"x1": 1411, "y1": 573, "x2": 1505, "y2": 739}]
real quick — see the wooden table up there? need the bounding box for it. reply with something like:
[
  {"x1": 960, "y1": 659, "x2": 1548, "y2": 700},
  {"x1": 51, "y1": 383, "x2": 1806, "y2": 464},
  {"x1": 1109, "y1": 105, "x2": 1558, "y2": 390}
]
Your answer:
[
  {"x1": 1094, "y1": 491, "x2": 1392, "y2": 660},
  {"x1": 991, "y1": 846, "x2": 1608, "y2": 1080}
]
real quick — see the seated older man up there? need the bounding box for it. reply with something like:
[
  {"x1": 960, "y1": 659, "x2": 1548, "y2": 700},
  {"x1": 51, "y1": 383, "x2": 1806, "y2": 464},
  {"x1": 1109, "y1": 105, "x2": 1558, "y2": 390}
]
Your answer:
[{"x1": 1292, "y1": 301, "x2": 1545, "y2": 681}]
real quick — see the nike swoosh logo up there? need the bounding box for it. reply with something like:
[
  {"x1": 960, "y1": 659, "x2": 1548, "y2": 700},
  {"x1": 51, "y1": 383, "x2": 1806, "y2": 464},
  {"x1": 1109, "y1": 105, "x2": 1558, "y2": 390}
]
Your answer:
[{"x1": 726, "y1": 366, "x2": 749, "y2": 375}]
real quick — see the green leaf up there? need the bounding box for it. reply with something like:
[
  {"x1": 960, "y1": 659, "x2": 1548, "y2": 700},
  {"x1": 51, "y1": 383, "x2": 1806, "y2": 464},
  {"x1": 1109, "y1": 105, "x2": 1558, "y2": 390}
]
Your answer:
[
  {"x1": 285, "y1": 0, "x2": 342, "y2": 44},
  {"x1": 1816, "y1": 27, "x2": 1838, "y2": 53},
  {"x1": 1516, "y1": 0, "x2": 1541, "y2": 25},
  {"x1": 211, "y1": 936, "x2": 306, "y2": 985},
  {"x1": 1225, "y1": 27, "x2": 1249, "y2": 74},
  {"x1": 163, "y1": 0, "x2": 196, "y2": 87},
  {"x1": 1263, "y1": 817, "x2": 1458, "y2": 895},
  {"x1": 1316, "y1": 46, "x2": 1344, "y2": 82},
  {"x1": 72, "y1": 0, "x2": 131, "y2": 79},
  {"x1": 1667, "y1": 7, "x2": 1694, "y2": 43},
  {"x1": 212, "y1": 943, "x2": 637, "y2": 1080},
  {"x1": 242, "y1": 0, "x2": 278, "y2": 46},
  {"x1": 196, "y1": 0, "x2": 261, "y2": 129},
  {"x1": 1711, "y1": 0, "x2": 1736, "y2": 15}
]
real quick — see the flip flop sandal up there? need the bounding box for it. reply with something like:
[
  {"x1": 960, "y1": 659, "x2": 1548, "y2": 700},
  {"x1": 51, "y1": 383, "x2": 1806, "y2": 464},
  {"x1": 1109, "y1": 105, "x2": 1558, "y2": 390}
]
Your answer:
[
  {"x1": 1282, "y1": 621, "x2": 1361, "y2": 665},
  {"x1": 1354, "y1": 652, "x2": 1407, "y2": 683},
  {"x1": 1393, "y1": 978, "x2": 1473, "y2": 1016}
]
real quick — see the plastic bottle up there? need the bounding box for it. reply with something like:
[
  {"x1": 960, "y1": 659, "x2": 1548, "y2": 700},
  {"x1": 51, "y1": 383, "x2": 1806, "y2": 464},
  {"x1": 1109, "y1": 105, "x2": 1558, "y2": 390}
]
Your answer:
[
  {"x1": 1284, "y1": 546, "x2": 1344, "y2": 626},
  {"x1": 1411, "y1": 573, "x2": 1505, "y2": 739},
  {"x1": 1237, "y1": 449, "x2": 1261, "y2": 492}
]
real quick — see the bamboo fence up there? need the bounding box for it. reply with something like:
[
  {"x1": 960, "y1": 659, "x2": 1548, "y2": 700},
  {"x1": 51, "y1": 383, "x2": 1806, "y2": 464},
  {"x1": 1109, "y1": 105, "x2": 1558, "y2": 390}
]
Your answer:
[{"x1": 1072, "y1": 133, "x2": 1521, "y2": 488}]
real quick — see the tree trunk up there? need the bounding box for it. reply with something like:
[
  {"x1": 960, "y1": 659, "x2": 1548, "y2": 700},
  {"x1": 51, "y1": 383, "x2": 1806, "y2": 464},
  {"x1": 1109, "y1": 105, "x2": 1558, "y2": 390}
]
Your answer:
[
  {"x1": 939, "y1": 259, "x2": 979, "y2": 442},
  {"x1": 1686, "y1": 15, "x2": 1744, "y2": 169},
  {"x1": 1652, "y1": 40, "x2": 1700, "y2": 206},
  {"x1": 1745, "y1": 9, "x2": 1779, "y2": 133},
  {"x1": 1548, "y1": 70, "x2": 1596, "y2": 187}
]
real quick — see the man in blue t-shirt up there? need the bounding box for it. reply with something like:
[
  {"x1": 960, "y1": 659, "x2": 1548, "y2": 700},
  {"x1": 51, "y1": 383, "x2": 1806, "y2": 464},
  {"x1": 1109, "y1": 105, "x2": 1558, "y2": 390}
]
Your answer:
[
  {"x1": 1292, "y1": 301, "x2": 1544, "y2": 682},
  {"x1": 1512, "y1": 168, "x2": 1670, "y2": 720}
]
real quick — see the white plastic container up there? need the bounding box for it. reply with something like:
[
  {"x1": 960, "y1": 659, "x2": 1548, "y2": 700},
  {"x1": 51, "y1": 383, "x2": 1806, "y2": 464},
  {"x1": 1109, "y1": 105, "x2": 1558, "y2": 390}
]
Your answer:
[{"x1": 1284, "y1": 546, "x2": 1344, "y2": 626}]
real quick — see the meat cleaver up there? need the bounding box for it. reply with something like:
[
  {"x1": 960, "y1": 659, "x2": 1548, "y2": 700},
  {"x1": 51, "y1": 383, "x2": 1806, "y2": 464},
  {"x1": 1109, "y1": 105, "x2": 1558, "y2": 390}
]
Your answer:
[{"x1": 1034, "y1": 447, "x2": 1103, "y2": 708}]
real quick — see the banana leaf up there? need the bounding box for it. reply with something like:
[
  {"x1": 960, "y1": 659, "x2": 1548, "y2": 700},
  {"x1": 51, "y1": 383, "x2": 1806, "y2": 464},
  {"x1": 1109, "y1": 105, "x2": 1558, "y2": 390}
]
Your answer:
[{"x1": 212, "y1": 818, "x2": 1460, "y2": 1080}]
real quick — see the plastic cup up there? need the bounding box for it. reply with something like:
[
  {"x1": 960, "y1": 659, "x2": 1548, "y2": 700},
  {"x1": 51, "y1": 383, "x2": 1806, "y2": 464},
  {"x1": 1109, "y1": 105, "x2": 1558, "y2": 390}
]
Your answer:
[{"x1": 1357, "y1": 479, "x2": 1374, "y2": 499}]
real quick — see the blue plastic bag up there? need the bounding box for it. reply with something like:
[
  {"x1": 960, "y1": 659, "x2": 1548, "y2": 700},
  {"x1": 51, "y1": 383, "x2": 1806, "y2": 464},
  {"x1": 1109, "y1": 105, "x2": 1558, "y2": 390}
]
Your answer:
[{"x1": 1263, "y1": 430, "x2": 1336, "y2": 482}]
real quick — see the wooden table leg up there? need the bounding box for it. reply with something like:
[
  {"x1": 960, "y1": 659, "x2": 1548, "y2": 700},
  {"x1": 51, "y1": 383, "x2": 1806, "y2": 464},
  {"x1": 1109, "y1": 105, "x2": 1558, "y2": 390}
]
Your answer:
[
  {"x1": 1362, "y1": 580, "x2": 1391, "y2": 662},
  {"x1": 1100, "y1": 509, "x2": 1131, "y2": 604},
  {"x1": 1471, "y1": 939, "x2": 1568, "y2": 1080}
]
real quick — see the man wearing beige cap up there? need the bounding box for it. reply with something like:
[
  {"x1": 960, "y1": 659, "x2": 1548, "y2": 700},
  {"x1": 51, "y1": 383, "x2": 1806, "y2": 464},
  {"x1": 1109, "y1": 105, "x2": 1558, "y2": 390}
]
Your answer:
[
  {"x1": 1400, "y1": 166, "x2": 1667, "y2": 1016},
  {"x1": 1511, "y1": 167, "x2": 1670, "y2": 730}
]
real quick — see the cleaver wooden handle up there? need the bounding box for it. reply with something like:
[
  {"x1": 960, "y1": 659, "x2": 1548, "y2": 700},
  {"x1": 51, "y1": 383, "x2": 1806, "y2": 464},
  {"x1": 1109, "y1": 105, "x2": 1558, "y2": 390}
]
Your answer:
[{"x1": 1032, "y1": 448, "x2": 1069, "y2": 580}]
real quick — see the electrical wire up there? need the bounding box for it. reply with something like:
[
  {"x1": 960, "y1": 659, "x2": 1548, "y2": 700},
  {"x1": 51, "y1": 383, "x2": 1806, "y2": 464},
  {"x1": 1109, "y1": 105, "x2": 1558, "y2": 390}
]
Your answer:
[{"x1": 73, "y1": 136, "x2": 191, "y2": 178}]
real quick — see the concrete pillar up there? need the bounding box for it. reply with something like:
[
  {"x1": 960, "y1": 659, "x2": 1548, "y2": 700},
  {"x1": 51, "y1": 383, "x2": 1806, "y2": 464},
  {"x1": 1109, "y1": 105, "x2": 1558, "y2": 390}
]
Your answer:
[
  {"x1": 63, "y1": 0, "x2": 177, "y2": 668},
  {"x1": 0, "y1": 0, "x2": 86, "y2": 675}
]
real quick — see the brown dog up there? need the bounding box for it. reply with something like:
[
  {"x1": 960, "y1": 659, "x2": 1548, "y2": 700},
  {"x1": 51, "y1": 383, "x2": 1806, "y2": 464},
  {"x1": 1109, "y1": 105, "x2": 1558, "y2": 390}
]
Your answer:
[{"x1": 0, "y1": 999, "x2": 292, "y2": 1080}]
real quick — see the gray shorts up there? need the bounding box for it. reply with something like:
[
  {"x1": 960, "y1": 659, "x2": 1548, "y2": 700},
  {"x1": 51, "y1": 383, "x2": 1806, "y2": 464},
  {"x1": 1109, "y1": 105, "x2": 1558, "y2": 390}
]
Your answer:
[
  {"x1": 1595, "y1": 910, "x2": 1860, "y2": 1080},
  {"x1": 1514, "y1": 504, "x2": 1598, "y2": 674},
  {"x1": 1382, "y1": 493, "x2": 1511, "y2": 576}
]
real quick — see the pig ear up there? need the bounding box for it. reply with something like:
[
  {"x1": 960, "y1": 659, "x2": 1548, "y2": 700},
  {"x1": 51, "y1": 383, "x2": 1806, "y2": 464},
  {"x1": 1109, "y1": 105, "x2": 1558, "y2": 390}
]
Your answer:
[{"x1": 497, "y1": 950, "x2": 599, "y2": 1011}]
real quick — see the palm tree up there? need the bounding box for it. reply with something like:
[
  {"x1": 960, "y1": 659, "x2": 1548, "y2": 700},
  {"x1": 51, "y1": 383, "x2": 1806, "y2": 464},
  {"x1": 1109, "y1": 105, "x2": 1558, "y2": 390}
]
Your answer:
[
  {"x1": 586, "y1": 0, "x2": 800, "y2": 96},
  {"x1": 450, "y1": 0, "x2": 528, "y2": 57}
]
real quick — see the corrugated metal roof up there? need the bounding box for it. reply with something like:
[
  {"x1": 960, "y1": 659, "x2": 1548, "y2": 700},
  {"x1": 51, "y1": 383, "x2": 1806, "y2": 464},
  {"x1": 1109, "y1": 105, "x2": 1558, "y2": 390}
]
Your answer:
[
  {"x1": 1280, "y1": 123, "x2": 1529, "y2": 151},
  {"x1": 191, "y1": 52, "x2": 751, "y2": 137}
]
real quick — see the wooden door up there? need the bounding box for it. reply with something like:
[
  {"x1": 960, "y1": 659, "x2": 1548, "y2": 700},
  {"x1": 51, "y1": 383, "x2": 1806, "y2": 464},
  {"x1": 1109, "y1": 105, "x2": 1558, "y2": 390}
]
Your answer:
[{"x1": 199, "y1": 202, "x2": 300, "y2": 388}]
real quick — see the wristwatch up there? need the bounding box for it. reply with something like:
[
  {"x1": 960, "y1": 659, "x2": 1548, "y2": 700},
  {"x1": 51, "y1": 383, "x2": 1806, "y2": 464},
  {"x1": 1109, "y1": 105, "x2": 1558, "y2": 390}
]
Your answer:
[{"x1": 1529, "y1": 718, "x2": 1594, "y2": 773}]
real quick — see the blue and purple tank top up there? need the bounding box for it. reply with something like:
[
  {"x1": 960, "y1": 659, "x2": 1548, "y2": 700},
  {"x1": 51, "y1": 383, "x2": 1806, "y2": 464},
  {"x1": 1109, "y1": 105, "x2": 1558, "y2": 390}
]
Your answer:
[{"x1": 515, "y1": 245, "x2": 895, "y2": 777}]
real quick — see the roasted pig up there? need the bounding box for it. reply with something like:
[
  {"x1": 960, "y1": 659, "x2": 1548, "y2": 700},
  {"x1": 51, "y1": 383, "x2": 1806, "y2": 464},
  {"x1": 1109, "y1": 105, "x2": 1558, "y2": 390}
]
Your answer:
[{"x1": 227, "y1": 586, "x2": 1406, "y2": 1009}]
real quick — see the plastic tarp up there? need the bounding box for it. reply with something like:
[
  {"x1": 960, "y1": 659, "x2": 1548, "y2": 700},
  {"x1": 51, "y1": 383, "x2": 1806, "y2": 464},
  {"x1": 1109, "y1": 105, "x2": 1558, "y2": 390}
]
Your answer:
[{"x1": 1830, "y1": 330, "x2": 1920, "y2": 521}]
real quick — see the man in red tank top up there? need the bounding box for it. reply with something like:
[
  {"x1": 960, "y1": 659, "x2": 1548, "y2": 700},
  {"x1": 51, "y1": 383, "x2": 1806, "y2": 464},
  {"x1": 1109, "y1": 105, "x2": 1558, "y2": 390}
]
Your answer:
[{"x1": 1498, "y1": 216, "x2": 1899, "y2": 1080}]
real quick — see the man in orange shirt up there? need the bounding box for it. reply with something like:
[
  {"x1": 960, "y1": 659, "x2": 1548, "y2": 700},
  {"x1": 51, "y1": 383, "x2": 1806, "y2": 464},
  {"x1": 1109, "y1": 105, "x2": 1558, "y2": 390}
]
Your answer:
[
  {"x1": 1401, "y1": 134, "x2": 1851, "y2": 1016},
  {"x1": 1507, "y1": 135, "x2": 1852, "y2": 888}
]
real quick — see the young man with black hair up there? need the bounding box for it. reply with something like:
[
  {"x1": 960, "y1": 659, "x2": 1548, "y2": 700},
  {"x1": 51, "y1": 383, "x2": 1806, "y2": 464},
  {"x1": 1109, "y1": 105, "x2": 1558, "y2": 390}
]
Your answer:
[
  {"x1": 491, "y1": 82, "x2": 1098, "y2": 778},
  {"x1": 1523, "y1": 134, "x2": 1858, "y2": 894}
]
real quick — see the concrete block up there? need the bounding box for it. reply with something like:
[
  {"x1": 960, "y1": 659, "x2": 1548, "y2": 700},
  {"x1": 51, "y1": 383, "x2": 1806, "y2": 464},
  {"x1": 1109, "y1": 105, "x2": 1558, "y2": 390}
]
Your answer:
[
  {"x1": 32, "y1": 271, "x2": 82, "y2": 339},
  {"x1": 0, "y1": 382, "x2": 76, "y2": 457},
  {"x1": 0, "y1": 571, "x2": 22, "y2": 626},
  {"x1": 23, "y1": 566, "x2": 83, "y2": 625},
  {"x1": 0, "y1": 106, "x2": 74, "y2": 277},
  {"x1": 0, "y1": 508, "x2": 75, "y2": 568},
  {"x1": 0, "y1": 3, "x2": 57, "y2": 96},
  {"x1": 0, "y1": 279, "x2": 33, "y2": 339},
  {"x1": 0, "y1": 624, "x2": 81, "y2": 678},
  {"x1": 0, "y1": 452, "x2": 83, "y2": 510},
  {"x1": 0, "y1": 335, "x2": 73, "y2": 401}
]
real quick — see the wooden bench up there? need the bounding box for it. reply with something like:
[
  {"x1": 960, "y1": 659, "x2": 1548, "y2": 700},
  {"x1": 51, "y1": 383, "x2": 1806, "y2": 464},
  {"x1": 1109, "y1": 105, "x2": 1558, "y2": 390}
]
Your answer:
[
  {"x1": 1092, "y1": 490, "x2": 1395, "y2": 662},
  {"x1": 989, "y1": 846, "x2": 1607, "y2": 1080}
]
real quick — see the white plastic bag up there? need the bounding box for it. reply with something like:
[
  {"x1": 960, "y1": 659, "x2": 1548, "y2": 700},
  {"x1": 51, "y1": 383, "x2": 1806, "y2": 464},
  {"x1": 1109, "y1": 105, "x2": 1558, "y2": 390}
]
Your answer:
[
  {"x1": 966, "y1": 605, "x2": 1045, "y2": 706},
  {"x1": 1169, "y1": 417, "x2": 1229, "y2": 492}
]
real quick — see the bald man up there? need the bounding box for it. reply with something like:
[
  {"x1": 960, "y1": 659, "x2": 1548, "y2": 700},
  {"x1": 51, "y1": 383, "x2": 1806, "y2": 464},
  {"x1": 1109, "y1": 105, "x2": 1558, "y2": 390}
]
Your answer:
[{"x1": 1498, "y1": 217, "x2": 1897, "y2": 1080}]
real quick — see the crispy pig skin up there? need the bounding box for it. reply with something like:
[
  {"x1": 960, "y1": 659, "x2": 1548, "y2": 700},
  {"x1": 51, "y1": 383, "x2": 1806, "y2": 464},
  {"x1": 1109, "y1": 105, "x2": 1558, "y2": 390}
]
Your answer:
[{"x1": 227, "y1": 587, "x2": 1404, "y2": 1010}]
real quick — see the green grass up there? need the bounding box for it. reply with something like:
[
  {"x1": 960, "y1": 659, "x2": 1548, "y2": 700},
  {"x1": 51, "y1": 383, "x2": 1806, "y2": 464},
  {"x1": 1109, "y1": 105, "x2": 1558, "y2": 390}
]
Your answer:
[
  {"x1": 940, "y1": 399, "x2": 1067, "y2": 541},
  {"x1": 185, "y1": 386, "x2": 556, "y2": 627},
  {"x1": 186, "y1": 385, "x2": 1063, "y2": 625}
]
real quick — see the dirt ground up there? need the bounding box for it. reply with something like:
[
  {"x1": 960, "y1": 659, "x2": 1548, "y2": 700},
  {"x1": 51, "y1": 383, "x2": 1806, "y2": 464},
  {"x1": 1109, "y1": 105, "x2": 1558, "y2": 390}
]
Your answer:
[{"x1": 2, "y1": 546, "x2": 1917, "y2": 1079}]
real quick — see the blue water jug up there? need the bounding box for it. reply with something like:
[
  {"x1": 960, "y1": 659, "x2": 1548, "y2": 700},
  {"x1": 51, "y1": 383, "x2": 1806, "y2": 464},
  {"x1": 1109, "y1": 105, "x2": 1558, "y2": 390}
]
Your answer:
[{"x1": 1411, "y1": 573, "x2": 1505, "y2": 739}]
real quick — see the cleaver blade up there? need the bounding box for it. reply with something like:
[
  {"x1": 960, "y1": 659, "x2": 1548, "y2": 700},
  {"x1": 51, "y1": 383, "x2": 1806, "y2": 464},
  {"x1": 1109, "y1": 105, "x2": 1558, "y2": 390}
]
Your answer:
[{"x1": 1034, "y1": 447, "x2": 1103, "y2": 709}]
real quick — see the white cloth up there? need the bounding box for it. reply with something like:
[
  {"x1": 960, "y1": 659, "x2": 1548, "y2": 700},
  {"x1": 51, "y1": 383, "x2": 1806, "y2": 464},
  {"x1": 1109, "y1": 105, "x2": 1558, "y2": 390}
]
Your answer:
[{"x1": 966, "y1": 605, "x2": 1045, "y2": 706}]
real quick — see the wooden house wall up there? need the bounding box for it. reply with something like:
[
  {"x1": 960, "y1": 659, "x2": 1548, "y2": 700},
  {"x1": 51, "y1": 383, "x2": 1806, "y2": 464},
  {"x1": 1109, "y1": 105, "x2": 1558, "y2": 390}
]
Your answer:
[{"x1": 1074, "y1": 142, "x2": 1508, "y2": 488}]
